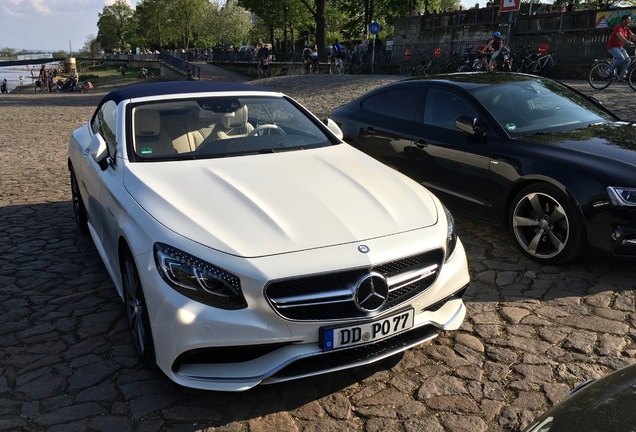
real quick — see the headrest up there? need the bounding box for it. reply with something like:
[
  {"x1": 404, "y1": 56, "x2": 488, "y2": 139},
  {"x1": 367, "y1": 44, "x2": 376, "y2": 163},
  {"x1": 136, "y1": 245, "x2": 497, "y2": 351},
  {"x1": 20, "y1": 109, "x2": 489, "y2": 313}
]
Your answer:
[
  {"x1": 221, "y1": 105, "x2": 248, "y2": 128},
  {"x1": 198, "y1": 109, "x2": 224, "y2": 121},
  {"x1": 135, "y1": 110, "x2": 160, "y2": 136}
]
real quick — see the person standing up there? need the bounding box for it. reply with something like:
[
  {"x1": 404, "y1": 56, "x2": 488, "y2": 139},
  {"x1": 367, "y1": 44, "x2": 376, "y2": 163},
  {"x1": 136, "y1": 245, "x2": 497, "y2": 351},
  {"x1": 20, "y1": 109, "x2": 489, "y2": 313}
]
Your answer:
[
  {"x1": 38, "y1": 65, "x2": 47, "y2": 93},
  {"x1": 605, "y1": 14, "x2": 636, "y2": 80}
]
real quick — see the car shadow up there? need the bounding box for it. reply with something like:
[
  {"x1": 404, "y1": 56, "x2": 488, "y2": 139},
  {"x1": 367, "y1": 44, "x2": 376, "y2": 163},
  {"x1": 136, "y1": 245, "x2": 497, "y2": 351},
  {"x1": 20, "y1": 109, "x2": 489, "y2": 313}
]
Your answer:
[{"x1": 0, "y1": 200, "x2": 633, "y2": 429}]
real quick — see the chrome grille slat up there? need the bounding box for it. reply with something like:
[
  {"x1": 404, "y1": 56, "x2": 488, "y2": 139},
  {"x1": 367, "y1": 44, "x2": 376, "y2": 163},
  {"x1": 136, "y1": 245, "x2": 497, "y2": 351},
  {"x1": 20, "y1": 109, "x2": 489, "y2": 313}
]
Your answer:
[{"x1": 265, "y1": 249, "x2": 445, "y2": 321}]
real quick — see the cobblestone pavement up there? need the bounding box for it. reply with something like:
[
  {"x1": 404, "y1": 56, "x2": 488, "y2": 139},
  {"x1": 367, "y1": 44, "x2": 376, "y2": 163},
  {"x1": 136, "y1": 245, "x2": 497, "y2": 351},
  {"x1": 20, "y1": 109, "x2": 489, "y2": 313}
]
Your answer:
[{"x1": 0, "y1": 69, "x2": 634, "y2": 432}]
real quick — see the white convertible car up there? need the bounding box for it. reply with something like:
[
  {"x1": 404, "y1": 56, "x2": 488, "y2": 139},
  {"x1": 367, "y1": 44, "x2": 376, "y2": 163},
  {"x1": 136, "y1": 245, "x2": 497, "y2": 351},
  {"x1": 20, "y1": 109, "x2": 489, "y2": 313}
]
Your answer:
[{"x1": 68, "y1": 81, "x2": 470, "y2": 391}]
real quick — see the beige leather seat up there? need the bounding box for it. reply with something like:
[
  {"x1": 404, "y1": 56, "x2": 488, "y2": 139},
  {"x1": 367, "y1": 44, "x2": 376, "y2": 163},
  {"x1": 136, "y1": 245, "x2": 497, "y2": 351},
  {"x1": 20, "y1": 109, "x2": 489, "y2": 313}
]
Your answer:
[
  {"x1": 210, "y1": 105, "x2": 253, "y2": 140},
  {"x1": 134, "y1": 110, "x2": 175, "y2": 157}
]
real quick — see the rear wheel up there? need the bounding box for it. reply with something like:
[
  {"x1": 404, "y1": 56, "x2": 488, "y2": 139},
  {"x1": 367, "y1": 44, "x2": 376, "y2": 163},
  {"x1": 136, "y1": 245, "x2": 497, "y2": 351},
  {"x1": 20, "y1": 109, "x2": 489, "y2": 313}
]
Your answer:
[
  {"x1": 509, "y1": 183, "x2": 585, "y2": 265},
  {"x1": 458, "y1": 65, "x2": 472, "y2": 73},
  {"x1": 122, "y1": 247, "x2": 156, "y2": 368},
  {"x1": 588, "y1": 62, "x2": 612, "y2": 90}
]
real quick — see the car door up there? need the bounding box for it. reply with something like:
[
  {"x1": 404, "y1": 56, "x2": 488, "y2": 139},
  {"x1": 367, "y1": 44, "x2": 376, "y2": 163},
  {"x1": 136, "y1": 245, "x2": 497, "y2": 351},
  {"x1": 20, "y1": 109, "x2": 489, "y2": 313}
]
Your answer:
[
  {"x1": 81, "y1": 100, "x2": 122, "y2": 270},
  {"x1": 350, "y1": 86, "x2": 426, "y2": 179},
  {"x1": 411, "y1": 87, "x2": 499, "y2": 218}
]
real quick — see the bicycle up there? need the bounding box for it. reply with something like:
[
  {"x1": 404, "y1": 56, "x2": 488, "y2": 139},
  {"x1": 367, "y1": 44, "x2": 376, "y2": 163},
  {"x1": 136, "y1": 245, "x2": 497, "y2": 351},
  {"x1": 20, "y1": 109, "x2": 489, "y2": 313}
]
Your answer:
[
  {"x1": 458, "y1": 50, "x2": 490, "y2": 72},
  {"x1": 400, "y1": 54, "x2": 442, "y2": 77},
  {"x1": 516, "y1": 48, "x2": 560, "y2": 77},
  {"x1": 588, "y1": 47, "x2": 636, "y2": 90},
  {"x1": 299, "y1": 59, "x2": 319, "y2": 75},
  {"x1": 329, "y1": 58, "x2": 349, "y2": 76}
]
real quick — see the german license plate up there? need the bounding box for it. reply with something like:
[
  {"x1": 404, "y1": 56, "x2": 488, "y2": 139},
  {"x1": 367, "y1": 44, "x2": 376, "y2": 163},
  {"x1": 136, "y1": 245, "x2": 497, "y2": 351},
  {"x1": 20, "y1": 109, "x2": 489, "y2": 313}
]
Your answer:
[{"x1": 321, "y1": 308, "x2": 414, "y2": 351}]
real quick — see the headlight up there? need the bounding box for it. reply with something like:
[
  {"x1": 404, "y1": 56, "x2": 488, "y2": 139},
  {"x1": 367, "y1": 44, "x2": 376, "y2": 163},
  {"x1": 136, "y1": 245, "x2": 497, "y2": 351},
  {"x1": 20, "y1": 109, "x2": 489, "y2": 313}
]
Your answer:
[
  {"x1": 443, "y1": 205, "x2": 458, "y2": 262},
  {"x1": 607, "y1": 187, "x2": 636, "y2": 207},
  {"x1": 154, "y1": 243, "x2": 247, "y2": 310}
]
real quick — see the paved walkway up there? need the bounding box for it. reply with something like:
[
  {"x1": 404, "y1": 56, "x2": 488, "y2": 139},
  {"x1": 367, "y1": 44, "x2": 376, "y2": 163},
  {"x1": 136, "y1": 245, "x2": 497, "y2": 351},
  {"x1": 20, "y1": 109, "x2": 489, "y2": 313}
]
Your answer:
[{"x1": 0, "y1": 71, "x2": 634, "y2": 432}]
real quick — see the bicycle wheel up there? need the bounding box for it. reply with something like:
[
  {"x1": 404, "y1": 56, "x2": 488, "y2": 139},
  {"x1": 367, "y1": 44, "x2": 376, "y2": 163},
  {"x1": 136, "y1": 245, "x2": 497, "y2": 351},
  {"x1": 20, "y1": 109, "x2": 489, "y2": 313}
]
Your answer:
[
  {"x1": 340, "y1": 61, "x2": 349, "y2": 75},
  {"x1": 629, "y1": 65, "x2": 636, "y2": 91},
  {"x1": 541, "y1": 55, "x2": 560, "y2": 77},
  {"x1": 445, "y1": 60, "x2": 458, "y2": 73},
  {"x1": 400, "y1": 60, "x2": 414, "y2": 77},
  {"x1": 589, "y1": 62, "x2": 611, "y2": 90},
  {"x1": 458, "y1": 65, "x2": 472, "y2": 73}
]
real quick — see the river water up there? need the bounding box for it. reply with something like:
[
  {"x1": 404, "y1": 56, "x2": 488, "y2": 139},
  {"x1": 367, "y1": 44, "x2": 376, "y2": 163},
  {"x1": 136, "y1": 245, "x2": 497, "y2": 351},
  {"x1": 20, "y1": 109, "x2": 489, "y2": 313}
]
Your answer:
[{"x1": 0, "y1": 63, "x2": 57, "y2": 92}]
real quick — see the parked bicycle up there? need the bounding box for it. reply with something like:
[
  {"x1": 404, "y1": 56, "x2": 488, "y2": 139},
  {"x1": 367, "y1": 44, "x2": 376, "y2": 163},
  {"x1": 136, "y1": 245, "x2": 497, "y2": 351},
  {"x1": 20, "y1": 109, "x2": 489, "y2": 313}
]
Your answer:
[
  {"x1": 400, "y1": 54, "x2": 442, "y2": 77},
  {"x1": 514, "y1": 47, "x2": 560, "y2": 77},
  {"x1": 458, "y1": 49, "x2": 490, "y2": 72},
  {"x1": 588, "y1": 48, "x2": 636, "y2": 90}
]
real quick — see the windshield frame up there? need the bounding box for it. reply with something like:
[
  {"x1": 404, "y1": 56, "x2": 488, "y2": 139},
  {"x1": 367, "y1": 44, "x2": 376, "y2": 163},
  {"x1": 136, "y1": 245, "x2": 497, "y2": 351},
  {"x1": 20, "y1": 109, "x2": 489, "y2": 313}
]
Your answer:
[{"x1": 125, "y1": 94, "x2": 340, "y2": 162}]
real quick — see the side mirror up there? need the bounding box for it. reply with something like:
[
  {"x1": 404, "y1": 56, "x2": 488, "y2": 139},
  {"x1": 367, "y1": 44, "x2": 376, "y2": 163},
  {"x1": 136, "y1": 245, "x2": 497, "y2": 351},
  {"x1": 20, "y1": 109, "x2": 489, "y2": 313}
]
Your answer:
[
  {"x1": 323, "y1": 118, "x2": 344, "y2": 140},
  {"x1": 455, "y1": 115, "x2": 486, "y2": 137},
  {"x1": 89, "y1": 133, "x2": 109, "y2": 164}
]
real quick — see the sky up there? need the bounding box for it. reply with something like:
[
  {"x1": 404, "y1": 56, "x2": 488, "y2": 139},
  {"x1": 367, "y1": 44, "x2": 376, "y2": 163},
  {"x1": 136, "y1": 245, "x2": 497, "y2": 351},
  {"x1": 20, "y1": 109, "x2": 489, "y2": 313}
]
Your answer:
[
  {"x1": 0, "y1": 0, "x2": 479, "y2": 53},
  {"x1": 0, "y1": 0, "x2": 139, "y2": 53}
]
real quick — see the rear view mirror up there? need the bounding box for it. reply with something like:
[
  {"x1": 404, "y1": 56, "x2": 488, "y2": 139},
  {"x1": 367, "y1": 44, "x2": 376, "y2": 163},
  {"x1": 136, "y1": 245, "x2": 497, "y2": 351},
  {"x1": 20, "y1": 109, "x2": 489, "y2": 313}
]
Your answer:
[
  {"x1": 324, "y1": 118, "x2": 344, "y2": 140},
  {"x1": 89, "y1": 134, "x2": 108, "y2": 164},
  {"x1": 455, "y1": 115, "x2": 486, "y2": 137}
]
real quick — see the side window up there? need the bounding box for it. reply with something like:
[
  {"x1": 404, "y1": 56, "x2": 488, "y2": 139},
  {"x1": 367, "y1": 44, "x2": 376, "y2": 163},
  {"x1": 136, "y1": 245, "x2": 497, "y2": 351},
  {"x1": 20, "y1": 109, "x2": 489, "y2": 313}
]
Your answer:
[
  {"x1": 91, "y1": 100, "x2": 118, "y2": 160},
  {"x1": 373, "y1": 89, "x2": 420, "y2": 122},
  {"x1": 423, "y1": 88, "x2": 478, "y2": 131}
]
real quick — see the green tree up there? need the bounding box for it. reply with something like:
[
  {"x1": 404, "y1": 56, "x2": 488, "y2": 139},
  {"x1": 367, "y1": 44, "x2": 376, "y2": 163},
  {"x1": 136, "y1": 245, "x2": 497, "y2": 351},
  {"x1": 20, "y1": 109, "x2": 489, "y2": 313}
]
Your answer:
[
  {"x1": 81, "y1": 35, "x2": 102, "y2": 56},
  {"x1": 167, "y1": 0, "x2": 209, "y2": 49},
  {"x1": 97, "y1": 0, "x2": 135, "y2": 52},
  {"x1": 134, "y1": 0, "x2": 174, "y2": 50},
  {"x1": 207, "y1": 0, "x2": 253, "y2": 47}
]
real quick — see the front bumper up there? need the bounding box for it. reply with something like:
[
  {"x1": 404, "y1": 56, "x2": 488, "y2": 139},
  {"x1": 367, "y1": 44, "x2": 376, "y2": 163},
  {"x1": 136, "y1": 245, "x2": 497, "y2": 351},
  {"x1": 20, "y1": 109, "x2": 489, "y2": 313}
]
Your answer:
[{"x1": 136, "y1": 234, "x2": 470, "y2": 391}]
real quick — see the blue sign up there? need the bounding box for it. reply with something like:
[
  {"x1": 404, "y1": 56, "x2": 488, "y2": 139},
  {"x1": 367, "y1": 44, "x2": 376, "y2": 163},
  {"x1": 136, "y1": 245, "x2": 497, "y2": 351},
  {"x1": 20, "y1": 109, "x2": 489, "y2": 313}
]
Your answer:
[{"x1": 369, "y1": 22, "x2": 381, "y2": 35}]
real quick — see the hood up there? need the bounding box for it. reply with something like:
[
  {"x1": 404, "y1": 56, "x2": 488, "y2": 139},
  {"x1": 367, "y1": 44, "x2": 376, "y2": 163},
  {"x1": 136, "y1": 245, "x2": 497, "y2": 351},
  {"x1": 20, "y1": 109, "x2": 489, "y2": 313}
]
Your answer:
[
  {"x1": 124, "y1": 145, "x2": 438, "y2": 257},
  {"x1": 522, "y1": 122, "x2": 636, "y2": 168}
]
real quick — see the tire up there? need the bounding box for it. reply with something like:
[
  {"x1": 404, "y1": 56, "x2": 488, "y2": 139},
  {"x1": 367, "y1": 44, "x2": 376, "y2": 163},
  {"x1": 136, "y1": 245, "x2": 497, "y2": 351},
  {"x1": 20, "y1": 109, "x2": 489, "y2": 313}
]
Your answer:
[
  {"x1": 329, "y1": 62, "x2": 338, "y2": 76},
  {"x1": 509, "y1": 183, "x2": 586, "y2": 264},
  {"x1": 122, "y1": 247, "x2": 156, "y2": 368},
  {"x1": 445, "y1": 61, "x2": 458, "y2": 73},
  {"x1": 629, "y1": 65, "x2": 636, "y2": 91},
  {"x1": 70, "y1": 166, "x2": 88, "y2": 234},
  {"x1": 400, "y1": 61, "x2": 414, "y2": 77},
  {"x1": 588, "y1": 62, "x2": 611, "y2": 90},
  {"x1": 458, "y1": 65, "x2": 472, "y2": 73}
]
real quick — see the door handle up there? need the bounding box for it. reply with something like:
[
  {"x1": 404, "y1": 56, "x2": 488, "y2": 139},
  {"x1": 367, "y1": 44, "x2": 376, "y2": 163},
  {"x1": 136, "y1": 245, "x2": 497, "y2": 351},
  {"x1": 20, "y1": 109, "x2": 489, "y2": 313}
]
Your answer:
[
  {"x1": 415, "y1": 139, "x2": 428, "y2": 149},
  {"x1": 364, "y1": 127, "x2": 375, "y2": 137}
]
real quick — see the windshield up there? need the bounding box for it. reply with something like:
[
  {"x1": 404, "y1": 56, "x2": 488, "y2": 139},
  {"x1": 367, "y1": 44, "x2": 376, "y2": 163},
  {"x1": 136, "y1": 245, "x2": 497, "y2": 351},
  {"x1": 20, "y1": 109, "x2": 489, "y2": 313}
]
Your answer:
[
  {"x1": 470, "y1": 79, "x2": 616, "y2": 137},
  {"x1": 129, "y1": 95, "x2": 334, "y2": 161}
]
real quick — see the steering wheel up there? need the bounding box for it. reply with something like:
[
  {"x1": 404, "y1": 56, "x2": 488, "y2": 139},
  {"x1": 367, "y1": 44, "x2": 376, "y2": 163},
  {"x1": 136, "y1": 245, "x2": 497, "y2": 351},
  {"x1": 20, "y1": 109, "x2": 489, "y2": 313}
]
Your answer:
[{"x1": 248, "y1": 124, "x2": 286, "y2": 136}]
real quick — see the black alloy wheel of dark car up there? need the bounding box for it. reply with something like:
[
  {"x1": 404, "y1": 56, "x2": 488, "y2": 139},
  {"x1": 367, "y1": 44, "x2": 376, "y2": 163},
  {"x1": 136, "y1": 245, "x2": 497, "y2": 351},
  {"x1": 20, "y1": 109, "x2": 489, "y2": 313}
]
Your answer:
[
  {"x1": 70, "y1": 166, "x2": 88, "y2": 234},
  {"x1": 509, "y1": 183, "x2": 586, "y2": 264},
  {"x1": 122, "y1": 247, "x2": 156, "y2": 368}
]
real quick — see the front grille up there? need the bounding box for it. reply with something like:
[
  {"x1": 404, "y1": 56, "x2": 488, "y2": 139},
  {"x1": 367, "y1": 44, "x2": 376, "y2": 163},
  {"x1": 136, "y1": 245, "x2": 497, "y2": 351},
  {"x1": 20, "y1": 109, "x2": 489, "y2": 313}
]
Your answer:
[{"x1": 265, "y1": 249, "x2": 445, "y2": 321}]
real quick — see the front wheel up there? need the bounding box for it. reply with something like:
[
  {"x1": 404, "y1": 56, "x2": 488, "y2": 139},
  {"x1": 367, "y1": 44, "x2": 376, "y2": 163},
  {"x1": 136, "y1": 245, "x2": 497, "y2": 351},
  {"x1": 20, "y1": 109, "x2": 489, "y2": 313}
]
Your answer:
[
  {"x1": 122, "y1": 247, "x2": 157, "y2": 368},
  {"x1": 70, "y1": 166, "x2": 88, "y2": 234},
  {"x1": 628, "y1": 65, "x2": 636, "y2": 91},
  {"x1": 458, "y1": 65, "x2": 472, "y2": 73},
  {"x1": 399, "y1": 61, "x2": 414, "y2": 77},
  {"x1": 509, "y1": 183, "x2": 586, "y2": 264},
  {"x1": 589, "y1": 62, "x2": 612, "y2": 90}
]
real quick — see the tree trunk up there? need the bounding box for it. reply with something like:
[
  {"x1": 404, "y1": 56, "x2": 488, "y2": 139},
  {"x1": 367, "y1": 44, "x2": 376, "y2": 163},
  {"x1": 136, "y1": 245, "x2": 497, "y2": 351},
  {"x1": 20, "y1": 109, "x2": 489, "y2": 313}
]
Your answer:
[{"x1": 315, "y1": 0, "x2": 327, "y2": 56}]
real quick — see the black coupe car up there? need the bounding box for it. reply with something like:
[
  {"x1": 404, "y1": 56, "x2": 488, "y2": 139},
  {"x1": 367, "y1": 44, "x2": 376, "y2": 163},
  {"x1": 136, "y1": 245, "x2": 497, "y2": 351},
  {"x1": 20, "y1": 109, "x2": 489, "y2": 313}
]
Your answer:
[
  {"x1": 332, "y1": 73, "x2": 636, "y2": 264},
  {"x1": 523, "y1": 362, "x2": 636, "y2": 432}
]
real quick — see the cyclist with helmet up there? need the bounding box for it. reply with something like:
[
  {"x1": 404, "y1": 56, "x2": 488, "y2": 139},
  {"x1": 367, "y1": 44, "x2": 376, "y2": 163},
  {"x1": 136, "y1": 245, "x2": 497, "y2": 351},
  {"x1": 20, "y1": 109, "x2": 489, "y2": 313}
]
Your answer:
[{"x1": 485, "y1": 31, "x2": 503, "y2": 72}]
